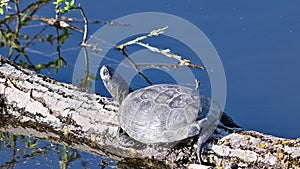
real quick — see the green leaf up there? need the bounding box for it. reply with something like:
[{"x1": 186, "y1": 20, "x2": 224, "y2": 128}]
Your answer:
[
  {"x1": 29, "y1": 141, "x2": 38, "y2": 148},
  {"x1": 57, "y1": 58, "x2": 63, "y2": 68},
  {"x1": 0, "y1": 8, "x2": 3, "y2": 15},
  {"x1": 59, "y1": 9, "x2": 66, "y2": 13},
  {"x1": 58, "y1": 30, "x2": 71, "y2": 44},
  {"x1": 23, "y1": 34, "x2": 29, "y2": 39},
  {"x1": 35, "y1": 64, "x2": 47, "y2": 73},
  {"x1": 53, "y1": 0, "x2": 65, "y2": 5},
  {"x1": 64, "y1": 6, "x2": 70, "y2": 12},
  {"x1": 21, "y1": 10, "x2": 29, "y2": 22},
  {"x1": 5, "y1": 32, "x2": 13, "y2": 38},
  {"x1": 70, "y1": 0, "x2": 74, "y2": 7},
  {"x1": 0, "y1": 0, "x2": 9, "y2": 3},
  {"x1": 45, "y1": 34, "x2": 54, "y2": 45}
]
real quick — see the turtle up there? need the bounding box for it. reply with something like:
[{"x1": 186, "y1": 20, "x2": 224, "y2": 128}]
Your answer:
[{"x1": 100, "y1": 65, "x2": 239, "y2": 164}]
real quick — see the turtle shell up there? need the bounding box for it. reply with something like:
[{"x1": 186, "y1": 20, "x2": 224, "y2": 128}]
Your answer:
[{"x1": 119, "y1": 84, "x2": 211, "y2": 144}]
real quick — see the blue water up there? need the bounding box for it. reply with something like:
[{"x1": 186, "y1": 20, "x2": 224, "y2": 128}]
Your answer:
[
  {"x1": 59, "y1": 0, "x2": 300, "y2": 139},
  {"x1": 0, "y1": 135, "x2": 116, "y2": 168},
  {"x1": 1, "y1": 0, "x2": 299, "y2": 168}
]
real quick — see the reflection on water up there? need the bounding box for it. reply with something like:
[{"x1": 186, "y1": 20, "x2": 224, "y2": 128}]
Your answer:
[{"x1": 0, "y1": 132, "x2": 116, "y2": 169}]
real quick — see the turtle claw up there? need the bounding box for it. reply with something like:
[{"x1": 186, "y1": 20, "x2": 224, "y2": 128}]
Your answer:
[{"x1": 196, "y1": 142, "x2": 215, "y2": 167}]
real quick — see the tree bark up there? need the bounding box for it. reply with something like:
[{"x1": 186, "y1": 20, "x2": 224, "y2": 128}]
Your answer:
[{"x1": 0, "y1": 56, "x2": 299, "y2": 169}]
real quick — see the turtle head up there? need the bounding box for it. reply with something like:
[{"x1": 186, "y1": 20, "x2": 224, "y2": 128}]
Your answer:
[{"x1": 100, "y1": 65, "x2": 131, "y2": 103}]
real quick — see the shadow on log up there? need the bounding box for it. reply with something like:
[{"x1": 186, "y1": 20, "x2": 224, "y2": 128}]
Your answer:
[{"x1": 0, "y1": 56, "x2": 299, "y2": 168}]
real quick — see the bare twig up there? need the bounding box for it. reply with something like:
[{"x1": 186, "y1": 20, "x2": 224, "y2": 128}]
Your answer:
[
  {"x1": 115, "y1": 26, "x2": 207, "y2": 86},
  {"x1": 55, "y1": 28, "x2": 62, "y2": 59},
  {"x1": 82, "y1": 46, "x2": 89, "y2": 89},
  {"x1": 24, "y1": 26, "x2": 48, "y2": 48},
  {"x1": 116, "y1": 26, "x2": 205, "y2": 71},
  {"x1": 55, "y1": 2, "x2": 59, "y2": 21},
  {"x1": 137, "y1": 63, "x2": 184, "y2": 70},
  {"x1": 54, "y1": 2, "x2": 61, "y2": 59},
  {"x1": 8, "y1": 1, "x2": 21, "y2": 60},
  {"x1": 116, "y1": 26, "x2": 168, "y2": 50},
  {"x1": 72, "y1": 5, "x2": 88, "y2": 45},
  {"x1": 54, "y1": 4, "x2": 62, "y2": 61},
  {"x1": 137, "y1": 63, "x2": 205, "y2": 71},
  {"x1": 136, "y1": 42, "x2": 205, "y2": 70},
  {"x1": 118, "y1": 49, "x2": 153, "y2": 85},
  {"x1": 14, "y1": 1, "x2": 21, "y2": 36}
]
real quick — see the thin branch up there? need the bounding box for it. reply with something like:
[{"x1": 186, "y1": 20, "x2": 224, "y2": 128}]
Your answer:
[
  {"x1": 24, "y1": 25, "x2": 48, "y2": 48},
  {"x1": 118, "y1": 49, "x2": 153, "y2": 85},
  {"x1": 55, "y1": 2, "x2": 59, "y2": 21},
  {"x1": 137, "y1": 63, "x2": 182, "y2": 69},
  {"x1": 54, "y1": 4, "x2": 62, "y2": 61},
  {"x1": 59, "y1": 16, "x2": 122, "y2": 26},
  {"x1": 136, "y1": 42, "x2": 205, "y2": 70},
  {"x1": 20, "y1": 0, "x2": 51, "y2": 14},
  {"x1": 114, "y1": 26, "x2": 207, "y2": 86},
  {"x1": 82, "y1": 46, "x2": 89, "y2": 89},
  {"x1": 116, "y1": 26, "x2": 168, "y2": 50},
  {"x1": 73, "y1": 5, "x2": 88, "y2": 45},
  {"x1": 115, "y1": 26, "x2": 205, "y2": 70},
  {"x1": 137, "y1": 63, "x2": 203, "y2": 70},
  {"x1": 13, "y1": 1, "x2": 21, "y2": 35},
  {"x1": 8, "y1": 1, "x2": 21, "y2": 60},
  {"x1": 55, "y1": 28, "x2": 62, "y2": 59}
]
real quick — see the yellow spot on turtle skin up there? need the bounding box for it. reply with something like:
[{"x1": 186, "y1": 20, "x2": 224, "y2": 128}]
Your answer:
[
  {"x1": 258, "y1": 143, "x2": 266, "y2": 148},
  {"x1": 63, "y1": 126, "x2": 69, "y2": 136},
  {"x1": 277, "y1": 152, "x2": 284, "y2": 159},
  {"x1": 243, "y1": 136, "x2": 250, "y2": 141}
]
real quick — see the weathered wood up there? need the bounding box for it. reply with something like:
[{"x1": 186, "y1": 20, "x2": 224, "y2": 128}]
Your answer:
[{"x1": 0, "y1": 56, "x2": 299, "y2": 168}]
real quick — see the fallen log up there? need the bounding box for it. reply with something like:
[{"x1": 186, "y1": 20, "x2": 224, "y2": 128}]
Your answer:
[{"x1": 0, "y1": 56, "x2": 299, "y2": 168}]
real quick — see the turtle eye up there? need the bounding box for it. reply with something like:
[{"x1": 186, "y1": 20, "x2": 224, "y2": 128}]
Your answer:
[{"x1": 103, "y1": 69, "x2": 109, "y2": 76}]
